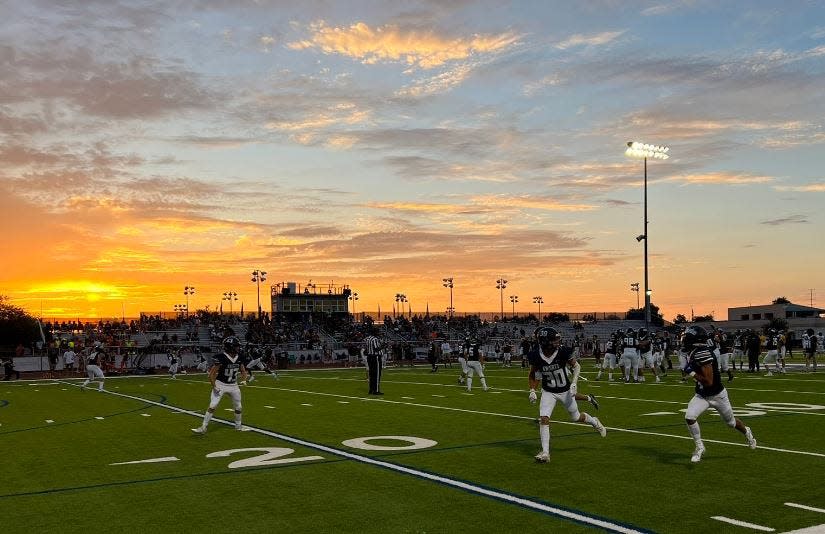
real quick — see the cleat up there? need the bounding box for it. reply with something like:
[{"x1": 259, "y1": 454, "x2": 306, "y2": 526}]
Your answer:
[
  {"x1": 587, "y1": 394, "x2": 600, "y2": 410},
  {"x1": 235, "y1": 424, "x2": 243, "y2": 431},
  {"x1": 745, "y1": 427, "x2": 757, "y2": 449},
  {"x1": 593, "y1": 417, "x2": 607, "y2": 437},
  {"x1": 191, "y1": 426, "x2": 206, "y2": 434},
  {"x1": 534, "y1": 451, "x2": 549, "y2": 463},
  {"x1": 764, "y1": 371, "x2": 773, "y2": 377},
  {"x1": 690, "y1": 445, "x2": 705, "y2": 463}
]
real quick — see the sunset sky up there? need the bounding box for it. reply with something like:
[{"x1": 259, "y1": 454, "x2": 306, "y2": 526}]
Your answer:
[{"x1": 2, "y1": 0, "x2": 824, "y2": 321}]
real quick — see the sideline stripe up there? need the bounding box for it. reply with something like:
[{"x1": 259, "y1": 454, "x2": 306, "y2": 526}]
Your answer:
[
  {"x1": 57, "y1": 381, "x2": 649, "y2": 534},
  {"x1": 785, "y1": 502, "x2": 825, "y2": 514},
  {"x1": 110, "y1": 457, "x2": 179, "y2": 466},
  {"x1": 711, "y1": 516, "x2": 774, "y2": 531}
]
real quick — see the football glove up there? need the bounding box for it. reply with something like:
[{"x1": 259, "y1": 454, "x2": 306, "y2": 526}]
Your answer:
[{"x1": 528, "y1": 389, "x2": 537, "y2": 403}]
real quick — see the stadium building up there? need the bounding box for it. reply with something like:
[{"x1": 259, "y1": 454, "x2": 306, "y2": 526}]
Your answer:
[{"x1": 270, "y1": 281, "x2": 352, "y2": 314}]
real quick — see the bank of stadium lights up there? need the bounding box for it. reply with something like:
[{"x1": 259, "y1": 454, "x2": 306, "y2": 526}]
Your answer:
[
  {"x1": 442, "y1": 277, "x2": 454, "y2": 318},
  {"x1": 349, "y1": 291, "x2": 359, "y2": 316},
  {"x1": 630, "y1": 282, "x2": 640, "y2": 309},
  {"x1": 625, "y1": 142, "x2": 669, "y2": 160},
  {"x1": 625, "y1": 141, "x2": 671, "y2": 328},
  {"x1": 173, "y1": 303, "x2": 188, "y2": 316},
  {"x1": 495, "y1": 277, "x2": 507, "y2": 320},
  {"x1": 251, "y1": 270, "x2": 267, "y2": 319},
  {"x1": 222, "y1": 291, "x2": 238, "y2": 314},
  {"x1": 509, "y1": 295, "x2": 519, "y2": 318},
  {"x1": 533, "y1": 296, "x2": 543, "y2": 319},
  {"x1": 183, "y1": 285, "x2": 195, "y2": 317}
]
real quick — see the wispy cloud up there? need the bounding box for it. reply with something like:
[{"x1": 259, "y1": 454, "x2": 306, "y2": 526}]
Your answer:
[
  {"x1": 668, "y1": 172, "x2": 774, "y2": 185},
  {"x1": 760, "y1": 214, "x2": 809, "y2": 225},
  {"x1": 288, "y1": 22, "x2": 519, "y2": 70},
  {"x1": 774, "y1": 182, "x2": 825, "y2": 192},
  {"x1": 555, "y1": 31, "x2": 625, "y2": 50}
]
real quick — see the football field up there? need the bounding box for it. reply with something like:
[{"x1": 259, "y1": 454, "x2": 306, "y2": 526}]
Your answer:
[{"x1": 2, "y1": 364, "x2": 825, "y2": 533}]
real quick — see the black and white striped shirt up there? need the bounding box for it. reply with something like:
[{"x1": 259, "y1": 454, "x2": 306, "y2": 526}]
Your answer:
[{"x1": 364, "y1": 335, "x2": 381, "y2": 356}]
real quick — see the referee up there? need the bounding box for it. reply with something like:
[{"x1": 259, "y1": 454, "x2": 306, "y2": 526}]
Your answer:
[{"x1": 363, "y1": 328, "x2": 383, "y2": 395}]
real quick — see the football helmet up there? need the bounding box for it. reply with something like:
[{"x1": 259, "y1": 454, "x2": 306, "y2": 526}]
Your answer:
[
  {"x1": 806, "y1": 328, "x2": 815, "y2": 337},
  {"x1": 535, "y1": 326, "x2": 562, "y2": 346},
  {"x1": 681, "y1": 325, "x2": 709, "y2": 350},
  {"x1": 638, "y1": 328, "x2": 648, "y2": 339},
  {"x1": 223, "y1": 336, "x2": 241, "y2": 354}
]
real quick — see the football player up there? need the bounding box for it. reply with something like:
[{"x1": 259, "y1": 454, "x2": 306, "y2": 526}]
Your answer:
[
  {"x1": 681, "y1": 325, "x2": 756, "y2": 463},
  {"x1": 637, "y1": 328, "x2": 660, "y2": 383},
  {"x1": 528, "y1": 327, "x2": 606, "y2": 463},
  {"x1": 465, "y1": 338, "x2": 488, "y2": 392},
  {"x1": 244, "y1": 345, "x2": 277, "y2": 384},
  {"x1": 763, "y1": 329, "x2": 781, "y2": 376},
  {"x1": 804, "y1": 329, "x2": 818, "y2": 372},
  {"x1": 168, "y1": 348, "x2": 181, "y2": 380},
  {"x1": 191, "y1": 336, "x2": 248, "y2": 434},
  {"x1": 81, "y1": 341, "x2": 106, "y2": 391},
  {"x1": 595, "y1": 330, "x2": 618, "y2": 381},
  {"x1": 456, "y1": 337, "x2": 471, "y2": 385},
  {"x1": 621, "y1": 328, "x2": 641, "y2": 383}
]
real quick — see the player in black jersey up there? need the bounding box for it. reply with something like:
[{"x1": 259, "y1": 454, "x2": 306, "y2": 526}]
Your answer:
[
  {"x1": 243, "y1": 345, "x2": 278, "y2": 383},
  {"x1": 528, "y1": 327, "x2": 606, "y2": 463},
  {"x1": 168, "y1": 348, "x2": 181, "y2": 380},
  {"x1": 192, "y1": 336, "x2": 248, "y2": 434},
  {"x1": 681, "y1": 325, "x2": 756, "y2": 463}
]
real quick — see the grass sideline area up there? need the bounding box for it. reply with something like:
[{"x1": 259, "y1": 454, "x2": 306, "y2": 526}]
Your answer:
[{"x1": 2, "y1": 364, "x2": 824, "y2": 533}]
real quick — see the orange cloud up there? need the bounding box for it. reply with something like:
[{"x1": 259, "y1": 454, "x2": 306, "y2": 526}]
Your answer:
[
  {"x1": 288, "y1": 22, "x2": 519, "y2": 69},
  {"x1": 667, "y1": 173, "x2": 774, "y2": 185}
]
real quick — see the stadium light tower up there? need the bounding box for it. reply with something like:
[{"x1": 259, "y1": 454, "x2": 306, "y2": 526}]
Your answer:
[
  {"x1": 630, "y1": 282, "x2": 640, "y2": 309},
  {"x1": 174, "y1": 303, "x2": 187, "y2": 316},
  {"x1": 349, "y1": 291, "x2": 359, "y2": 316},
  {"x1": 510, "y1": 295, "x2": 519, "y2": 318},
  {"x1": 222, "y1": 291, "x2": 238, "y2": 314},
  {"x1": 495, "y1": 277, "x2": 508, "y2": 319},
  {"x1": 183, "y1": 285, "x2": 195, "y2": 317},
  {"x1": 533, "y1": 296, "x2": 543, "y2": 320},
  {"x1": 251, "y1": 270, "x2": 267, "y2": 319},
  {"x1": 625, "y1": 141, "x2": 670, "y2": 329},
  {"x1": 442, "y1": 277, "x2": 454, "y2": 319}
]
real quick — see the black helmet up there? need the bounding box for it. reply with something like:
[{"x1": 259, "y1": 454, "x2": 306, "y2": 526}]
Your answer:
[
  {"x1": 535, "y1": 326, "x2": 562, "y2": 345},
  {"x1": 806, "y1": 328, "x2": 815, "y2": 336},
  {"x1": 223, "y1": 336, "x2": 241, "y2": 354},
  {"x1": 681, "y1": 325, "x2": 709, "y2": 350},
  {"x1": 638, "y1": 327, "x2": 648, "y2": 339}
]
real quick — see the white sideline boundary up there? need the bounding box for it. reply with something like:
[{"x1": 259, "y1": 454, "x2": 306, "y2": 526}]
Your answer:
[{"x1": 55, "y1": 380, "x2": 647, "y2": 534}]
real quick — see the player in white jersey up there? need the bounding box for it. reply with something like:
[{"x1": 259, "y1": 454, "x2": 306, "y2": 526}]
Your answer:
[
  {"x1": 63, "y1": 347, "x2": 76, "y2": 377},
  {"x1": 81, "y1": 341, "x2": 106, "y2": 391},
  {"x1": 168, "y1": 349, "x2": 181, "y2": 379},
  {"x1": 621, "y1": 329, "x2": 641, "y2": 383}
]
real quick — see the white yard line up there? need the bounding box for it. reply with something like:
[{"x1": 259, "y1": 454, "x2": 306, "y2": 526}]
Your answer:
[
  {"x1": 712, "y1": 516, "x2": 775, "y2": 531},
  {"x1": 785, "y1": 503, "x2": 825, "y2": 514}
]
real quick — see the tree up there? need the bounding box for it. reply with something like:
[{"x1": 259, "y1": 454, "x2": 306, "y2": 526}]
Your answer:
[
  {"x1": 545, "y1": 312, "x2": 570, "y2": 323},
  {"x1": 0, "y1": 296, "x2": 40, "y2": 347},
  {"x1": 772, "y1": 297, "x2": 791, "y2": 304},
  {"x1": 765, "y1": 317, "x2": 789, "y2": 333},
  {"x1": 625, "y1": 303, "x2": 665, "y2": 326},
  {"x1": 673, "y1": 314, "x2": 688, "y2": 324},
  {"x1": 693, "y1": 314, "x2": 714, "y2": 323}
]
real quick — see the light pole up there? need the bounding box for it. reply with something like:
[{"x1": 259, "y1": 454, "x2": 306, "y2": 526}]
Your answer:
[
  {"x1": 349, "y1": 291, "x2": 359, "y2": 317},
  {"x1": 630, "y1": 282, "x2": 640, "y2": 309},
  {"x1": 509, "y1": 295, "x2": 519, "y2": 318},
  {"x1": 251, "y1": 270, "x2": 267, "y2": 319},
  {"x1": 442, "y1": 277, "x2": 454, "y2": 319},
  {"x1": 533, "y1": 296, "x2": 543, "y2": 320},
  {"x1": 625, "y1": 141, "x2": 669, "y2": 329},
  {"x1": 183, "y1": 285, "x2": 195, "y2": 317},
  {"x1": 222, "y1": 291, "x2": 238, "y2": 314},
  {"x1": 394, "y1": 293, "x2": 407, "y2": 319},
  {"x1": 495, "y1": 277, "x2": 508, "y2": 319}
]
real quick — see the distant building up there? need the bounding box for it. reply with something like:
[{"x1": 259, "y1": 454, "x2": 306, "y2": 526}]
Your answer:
[
  {"x1": 270, "y1": 281, "x2": 352, "y2": 314},
  {"x1": 702, "y1": 303, "x2": 825, "y2": 338}
]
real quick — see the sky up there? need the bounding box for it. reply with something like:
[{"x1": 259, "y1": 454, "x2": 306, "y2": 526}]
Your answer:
[{"x1": 1, "y1": 0, "x2": 824, "y2": 322}]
